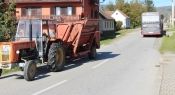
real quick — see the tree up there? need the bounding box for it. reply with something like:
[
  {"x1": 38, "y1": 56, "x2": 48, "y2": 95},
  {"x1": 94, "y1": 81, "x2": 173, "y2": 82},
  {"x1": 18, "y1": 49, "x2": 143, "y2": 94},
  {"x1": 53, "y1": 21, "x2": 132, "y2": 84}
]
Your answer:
[
  {"x1": 128, "y1": 0, "x2": 146, "y2": 28},
  {"x1": 0, "y1": 1, "x2": 16, "y2": 42},
  {"x1": 115, "y1": 0, "x2": 125, "y2": 10},
  {"x1": 116, "y1": 21, "x2": 123, "y2": 30},
  {"x1": 106, "y1": 1, "x2": 115, "y2": 11},
  {"x1": 122, "y1": 2, "x2": 130, "y2": 16},
  {"x1": 143, "y1": 0, "x2": 156, "y2": 12},
  {"x1": 0, "y1": 0, "x2": 5, "y2": 26}
]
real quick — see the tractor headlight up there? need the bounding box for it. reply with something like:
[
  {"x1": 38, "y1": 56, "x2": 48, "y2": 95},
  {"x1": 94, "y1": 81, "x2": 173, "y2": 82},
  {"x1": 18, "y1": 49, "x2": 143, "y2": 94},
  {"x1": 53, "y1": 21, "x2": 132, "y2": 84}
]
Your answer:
[
  {"x1": 1, "y1": 45, "x2": 10, "y2": 61},
  {"x1": 2, "y1": 45, "x2": 10, "y2": 52}
]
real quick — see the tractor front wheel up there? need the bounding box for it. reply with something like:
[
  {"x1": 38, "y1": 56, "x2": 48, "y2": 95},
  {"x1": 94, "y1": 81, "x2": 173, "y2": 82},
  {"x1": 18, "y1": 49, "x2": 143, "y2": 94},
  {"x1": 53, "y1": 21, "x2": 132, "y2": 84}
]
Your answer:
[
  {"x1": 88, "y1": 46, "x2": 97, "y2": 59},
  {"x1": 48, "y1": 43, "x2": 65, "y2": 72},
  {"x1": 24, "y1": 60, "x2": 37, "y2": 81}
]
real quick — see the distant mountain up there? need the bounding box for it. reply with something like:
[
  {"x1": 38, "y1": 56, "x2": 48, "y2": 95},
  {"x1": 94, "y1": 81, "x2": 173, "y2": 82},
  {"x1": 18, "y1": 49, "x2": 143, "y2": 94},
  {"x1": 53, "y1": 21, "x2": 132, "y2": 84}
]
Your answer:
[{"x1": 156, "y1": 6, "x2": 174, "y2": 20}]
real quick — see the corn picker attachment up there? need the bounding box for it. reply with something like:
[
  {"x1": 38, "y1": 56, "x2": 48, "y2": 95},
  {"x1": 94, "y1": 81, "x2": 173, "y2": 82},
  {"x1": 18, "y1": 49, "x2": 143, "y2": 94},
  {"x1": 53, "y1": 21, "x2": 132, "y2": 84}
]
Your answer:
[{"x1": 0, "y1": 15, "x2": 100, "y2": 81}]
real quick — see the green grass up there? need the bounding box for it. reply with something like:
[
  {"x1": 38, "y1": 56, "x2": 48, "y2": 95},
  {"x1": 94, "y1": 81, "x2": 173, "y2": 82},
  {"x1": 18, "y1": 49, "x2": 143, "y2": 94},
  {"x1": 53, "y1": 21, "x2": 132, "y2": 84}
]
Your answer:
[
  {"x1": 2, "y1": 66, "x2": 19, "y2": 75},
  {"x1": 100, "y1": 29, "x2": 137, "y2": 45},
  {"x1": 165, "y1": 26, "x2": 175, "y2": 32},
  {"x1": 159, "y1": 33, "x2": 175, "y2": 54}
]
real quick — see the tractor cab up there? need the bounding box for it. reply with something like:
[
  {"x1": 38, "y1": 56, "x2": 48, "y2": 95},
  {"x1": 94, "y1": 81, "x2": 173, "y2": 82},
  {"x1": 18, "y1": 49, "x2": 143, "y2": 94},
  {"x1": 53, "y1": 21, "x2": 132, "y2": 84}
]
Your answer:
[{"x1": 15, "y1": 19, "x2": 55, "y2": 58}]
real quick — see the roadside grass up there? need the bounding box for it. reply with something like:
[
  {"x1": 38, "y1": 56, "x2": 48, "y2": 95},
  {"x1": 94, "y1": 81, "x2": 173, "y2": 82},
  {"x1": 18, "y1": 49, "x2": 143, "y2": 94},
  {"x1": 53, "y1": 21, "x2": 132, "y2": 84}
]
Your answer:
[
  {"x1": 100, "y1": 28, "x2": 137, "y2": 45},
  {"x1": 1, "y1": 28, "x2": 137, "y2": 76},
  {"x1": 159, "y1": 33, "x2": 175, "y2": 54},
  {"x1": 165, "y1": 27, "x2": 175, "y2": 32},
  {"x1": 2, "y1": 66, "x2": 19, "y2": 75}
]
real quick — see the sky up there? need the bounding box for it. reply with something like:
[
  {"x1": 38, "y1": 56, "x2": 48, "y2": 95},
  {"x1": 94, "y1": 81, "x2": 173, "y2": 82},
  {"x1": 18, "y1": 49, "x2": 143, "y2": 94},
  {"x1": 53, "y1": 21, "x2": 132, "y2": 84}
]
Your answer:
[{"x1": 101, "y1": 0, "x2": 174, "y2": 7}]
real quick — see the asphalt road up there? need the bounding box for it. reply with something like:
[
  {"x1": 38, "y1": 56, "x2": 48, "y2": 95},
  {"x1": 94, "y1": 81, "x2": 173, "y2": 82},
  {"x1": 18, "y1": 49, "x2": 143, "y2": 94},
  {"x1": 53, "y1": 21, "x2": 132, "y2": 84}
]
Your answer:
[{"x1": 0, "y1": 30, "x2": 162, "y2": 95}]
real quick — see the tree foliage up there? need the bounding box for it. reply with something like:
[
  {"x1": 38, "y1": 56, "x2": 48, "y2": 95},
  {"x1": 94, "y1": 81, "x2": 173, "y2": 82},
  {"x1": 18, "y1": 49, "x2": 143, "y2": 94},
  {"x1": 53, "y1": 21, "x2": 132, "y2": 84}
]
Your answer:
[
  {"x1": 106, "y1": 0, "x2": 156, "y2": 28},
  {"x1": 116, "y1": 21, "x2": 123, "y2": 29},
  {"x1": 0, "y1": 0, "x2": 16, "y2": 42},
  {"x1": 143, "y1": 0, "x2": 156, "y2": 12},
  {"x1": 115, "y1": 0, "x2": 125, "y2": 10},
  {"x1": 106, "y1": 1, "x2": 115, "y2": 11}
]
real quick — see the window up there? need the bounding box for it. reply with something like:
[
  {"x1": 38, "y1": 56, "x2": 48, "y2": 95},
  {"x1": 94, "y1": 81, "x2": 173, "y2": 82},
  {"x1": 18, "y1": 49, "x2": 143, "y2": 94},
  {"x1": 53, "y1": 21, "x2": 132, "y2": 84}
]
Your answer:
[
  {"x1": 50, "y1": 6, "x2": 76, "y2": 16},
  {"x1": 67, "y1": 7, "x2": 72, "y2": 15},
  {"x1": 106, "y1": 22, "x2": 109, "y2": 28},
  {"x1": 21, "y1": 7, "x2": 42, "y2": 16},
  {"x1": 56, "y1": 7, "x2": 60, "y2": 15},
  {"x1": 105, "y1": 22, "x2": 106, "y2": 28},
  {"x1": 94, "y1": 10, "x2": 99, "y2": 18},
  {"x1": 91, "y1": 9, "x2": 94, "y2": 18},
  {"x1": 112, "y1": 22, "x2": 113, "y2": 28}
]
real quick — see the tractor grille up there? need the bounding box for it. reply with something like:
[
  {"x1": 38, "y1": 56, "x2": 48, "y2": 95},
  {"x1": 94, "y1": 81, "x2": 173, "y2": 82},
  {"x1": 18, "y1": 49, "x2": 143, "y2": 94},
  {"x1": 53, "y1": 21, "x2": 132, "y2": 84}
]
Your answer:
[
  {"x1": 1, "y1": 53, "x2": 10, "y2": 61},
  {"x1": 2, "y1": 54, "x2": 10, "y2": 61}
]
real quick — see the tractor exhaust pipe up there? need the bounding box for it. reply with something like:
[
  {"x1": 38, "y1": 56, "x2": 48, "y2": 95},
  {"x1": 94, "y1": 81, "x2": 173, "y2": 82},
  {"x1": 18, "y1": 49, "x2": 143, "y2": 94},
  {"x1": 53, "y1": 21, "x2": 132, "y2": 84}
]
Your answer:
[{"x1": 29, "y1": 20, "x2": 32, "y2": 49}]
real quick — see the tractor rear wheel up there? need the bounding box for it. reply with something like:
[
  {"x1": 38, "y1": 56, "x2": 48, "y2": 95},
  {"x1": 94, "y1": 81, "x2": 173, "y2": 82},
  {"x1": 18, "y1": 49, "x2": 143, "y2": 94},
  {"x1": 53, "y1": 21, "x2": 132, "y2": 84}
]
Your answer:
[
  {"x1": 0, "y1": 69, "x2": 2, "y2": 77},
  {"x1": 88, "y1": 46, "x2": 97, "y2": 59},
  {"x1": 48, "y1": 43, "x2": 65, "y2": 72},
  {"x1": 24, "y1": 60, "x2": 36, "y2": 81}
]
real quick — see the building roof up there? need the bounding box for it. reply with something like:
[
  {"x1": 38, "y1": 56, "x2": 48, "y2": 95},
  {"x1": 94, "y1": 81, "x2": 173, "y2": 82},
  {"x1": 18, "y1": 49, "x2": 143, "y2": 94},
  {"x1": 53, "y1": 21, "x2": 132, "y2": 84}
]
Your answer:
[
  {"x1": 105, "y1": 11, "x2": 115, "y2": 16},
  {"x1": 117, "y1": 9, "x2": 130, "y2": 18},
  {"x1": 99, "y1": 8, "x2": 114, "y2": 20}
]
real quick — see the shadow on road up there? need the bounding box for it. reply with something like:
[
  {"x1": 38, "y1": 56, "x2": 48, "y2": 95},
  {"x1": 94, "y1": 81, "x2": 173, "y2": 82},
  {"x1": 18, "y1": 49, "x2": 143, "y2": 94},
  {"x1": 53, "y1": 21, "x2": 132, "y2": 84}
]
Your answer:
[
  {"x1": 63, "y1": 52, "x2": 120, "y2": 71},
  {"x1": 0, "y1": 52, "x2": 120, "y2": 81},
  {"x1": 0, "y1": 74, "x2": 21, "y2": 79},
  {"x1": 0, "y1": 65, "x2": 51, "y2": 81}
]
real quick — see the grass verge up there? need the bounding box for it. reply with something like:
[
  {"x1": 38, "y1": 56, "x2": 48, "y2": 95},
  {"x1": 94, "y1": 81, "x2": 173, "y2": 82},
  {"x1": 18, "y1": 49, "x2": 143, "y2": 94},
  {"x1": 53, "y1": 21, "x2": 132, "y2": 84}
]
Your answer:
[
  {"x1": 165, "y1": 27, "x2": 175, "y2": 32},
  {"x1": 159, "y1": 33, "x2": 175, "y2": 54},
  {"x1": 100, "y1": 28, "x2": 137, "y2": 45},
  {"x1": 2, "y1": 66, "x2": 19, "y2": 75}
]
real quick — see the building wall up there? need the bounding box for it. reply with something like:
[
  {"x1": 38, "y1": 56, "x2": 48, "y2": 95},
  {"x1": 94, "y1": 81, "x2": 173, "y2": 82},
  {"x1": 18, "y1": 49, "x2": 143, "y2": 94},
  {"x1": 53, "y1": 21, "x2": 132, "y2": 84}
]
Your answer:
[
  {"x1": 15, "y1": 0, "x2": 99, "y2": 33},
  {"x1": 84, "y1": 0, "x2": 99, "y2": 18},
  {"x1": 103, "y1": 20, "x2": 114, "y2": 31},
  {"x1": 99, "y1": 16, "x2": 114, "y2": 34},
  {"x1": 111, "y1": 10, "x2": 130, "y2": 29},
  {"x1": 99, "y1": 16, "x2": 103, "y2": 34}
]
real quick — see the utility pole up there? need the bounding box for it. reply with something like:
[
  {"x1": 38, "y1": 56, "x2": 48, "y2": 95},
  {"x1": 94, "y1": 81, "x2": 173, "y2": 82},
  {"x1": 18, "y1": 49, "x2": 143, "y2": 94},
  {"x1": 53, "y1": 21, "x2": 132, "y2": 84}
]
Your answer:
[
  {"x1": 172, "y1": 0, "x2": 174, "y2": 28},
  {"x1": 169, "y1": 15, "x2": 172, "y2": 25},
  {"x1": 168, "y1": 14, "x2": 172, "y2": 28}
]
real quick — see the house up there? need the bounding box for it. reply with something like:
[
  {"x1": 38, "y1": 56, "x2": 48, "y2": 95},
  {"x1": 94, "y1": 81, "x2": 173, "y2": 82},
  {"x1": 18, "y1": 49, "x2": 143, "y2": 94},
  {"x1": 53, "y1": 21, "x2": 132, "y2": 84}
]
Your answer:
[
  {"x1": 4, "y1": 0, "x2": 99, "y2": 32},
  {"x1": 110, "y1": 9, "x2": 130, "y2": 29},
  {"x1": 99, "y1": 8, "x2": 115, "y2": 35}
]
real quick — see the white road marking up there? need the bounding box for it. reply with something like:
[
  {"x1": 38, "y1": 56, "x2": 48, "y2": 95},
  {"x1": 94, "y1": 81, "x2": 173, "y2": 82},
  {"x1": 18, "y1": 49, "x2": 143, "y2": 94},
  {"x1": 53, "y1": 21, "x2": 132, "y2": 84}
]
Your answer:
[
  {"x1": 32, "y1": 80, "x2": 68, "y2": 95},
  {"x1": 92, "y1": 59, "x2": 109, "y2": 68}
]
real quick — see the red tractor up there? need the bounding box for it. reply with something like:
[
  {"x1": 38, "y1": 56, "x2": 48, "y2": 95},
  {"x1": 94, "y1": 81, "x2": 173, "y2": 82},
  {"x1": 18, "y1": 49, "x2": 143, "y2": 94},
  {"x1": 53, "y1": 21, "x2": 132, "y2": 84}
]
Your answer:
[{"x1": 0, "y1": 15, "x2": 100, "y2": 81}]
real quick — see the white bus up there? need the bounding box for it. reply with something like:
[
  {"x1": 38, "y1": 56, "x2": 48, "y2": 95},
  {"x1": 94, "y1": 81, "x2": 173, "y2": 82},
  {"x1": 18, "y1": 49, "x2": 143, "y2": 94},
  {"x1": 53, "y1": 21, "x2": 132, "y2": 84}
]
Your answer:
[{"x1": 141, "y1": 12, "x2": 164, "y2": 36}]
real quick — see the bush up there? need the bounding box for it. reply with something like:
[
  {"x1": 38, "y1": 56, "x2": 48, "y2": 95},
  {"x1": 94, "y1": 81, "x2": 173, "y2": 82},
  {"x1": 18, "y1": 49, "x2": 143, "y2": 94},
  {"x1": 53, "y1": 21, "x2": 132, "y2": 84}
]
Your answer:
[
  {"x1": 0, "y1": 1, "x2": 16, "y2": 42},
  {"x1": 116, "y1": 21, "x2": 123, "y2": 30}
]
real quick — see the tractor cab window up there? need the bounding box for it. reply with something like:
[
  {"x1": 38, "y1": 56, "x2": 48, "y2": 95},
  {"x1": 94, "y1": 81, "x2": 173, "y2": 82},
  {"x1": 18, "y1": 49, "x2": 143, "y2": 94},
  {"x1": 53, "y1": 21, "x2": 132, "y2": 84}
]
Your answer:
[
  {"x1": 16, "y1": 20, "x2": 30, "y2": 40},
  {"x1": 32, "y1": 20, "x2": 42, "y2": 37},
  {"x1": 16, "y1": 20, "x2": 42, "y2": 41},
  {"x1": 48, "y1": 23, "x2": 56, "y2": 38}
]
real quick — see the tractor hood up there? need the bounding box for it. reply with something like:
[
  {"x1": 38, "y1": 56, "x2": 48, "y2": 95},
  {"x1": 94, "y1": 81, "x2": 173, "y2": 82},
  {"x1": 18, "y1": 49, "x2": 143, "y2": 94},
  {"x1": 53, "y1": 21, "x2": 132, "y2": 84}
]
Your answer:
[{"x1": 0, "y1": 40, "x2": 36, "y2": 64}]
